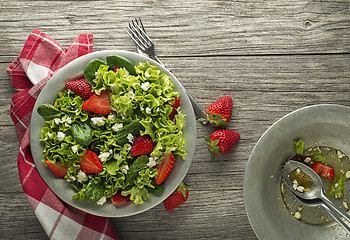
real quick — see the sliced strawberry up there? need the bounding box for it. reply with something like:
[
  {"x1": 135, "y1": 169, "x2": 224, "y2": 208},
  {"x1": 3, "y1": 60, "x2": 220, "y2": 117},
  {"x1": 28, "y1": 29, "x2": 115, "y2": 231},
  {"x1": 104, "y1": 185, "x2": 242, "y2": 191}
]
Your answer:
[
  {"x1": 163, "y1": 182, "x2": 191, "y2": 212},
  {"x1": 130, "y1": 135, "x2": 155, "y2": 157},
  {"x1": 79, "y1": 150, "x2": 103, "y2": 174},
  {"x1": 154, "y1": 153, "x2": 175, "y2": 185},
  {"x1": 44, "y1": 160, "x2": 68, "y2": 177},
  {"x1": 169, "y1": 97, "x2": 180, "y2": 120},
  {"x1": 113, "y1": 67, "x2": 119, "y2": 72},
  {"x1": 111, "y1": 191, "x2": 130, "y2": 207},
  {"x1": 311, "y1": 162, "x2": 334, "y2": 180},
  {"x1": 65, "y1": 79, "x2": 93, "y2": 99},
  {"x1": 82, "y1": 90, "x2": 112, "y2": 115}
]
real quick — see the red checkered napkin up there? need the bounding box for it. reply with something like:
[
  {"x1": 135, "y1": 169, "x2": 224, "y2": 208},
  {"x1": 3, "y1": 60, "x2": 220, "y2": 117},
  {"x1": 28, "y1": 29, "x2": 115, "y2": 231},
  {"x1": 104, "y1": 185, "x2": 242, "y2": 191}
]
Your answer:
[{"x1": 7, "y1": 29, "x2": 118, "y2": 240}]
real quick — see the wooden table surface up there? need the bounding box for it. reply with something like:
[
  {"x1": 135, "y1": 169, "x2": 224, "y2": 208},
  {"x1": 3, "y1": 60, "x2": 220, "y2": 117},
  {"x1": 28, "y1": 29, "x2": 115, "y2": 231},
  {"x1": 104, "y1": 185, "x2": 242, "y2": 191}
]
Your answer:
[{"x1": 1, "y1": 0, "x2": 349, "y2": 239}]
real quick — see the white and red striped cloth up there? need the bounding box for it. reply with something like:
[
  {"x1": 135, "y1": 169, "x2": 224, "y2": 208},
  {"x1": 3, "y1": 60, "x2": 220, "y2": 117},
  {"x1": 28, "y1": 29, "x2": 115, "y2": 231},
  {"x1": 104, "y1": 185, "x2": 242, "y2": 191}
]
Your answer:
[{"x1": 7, "y1": 29, "x2": 118, "y2": 240}]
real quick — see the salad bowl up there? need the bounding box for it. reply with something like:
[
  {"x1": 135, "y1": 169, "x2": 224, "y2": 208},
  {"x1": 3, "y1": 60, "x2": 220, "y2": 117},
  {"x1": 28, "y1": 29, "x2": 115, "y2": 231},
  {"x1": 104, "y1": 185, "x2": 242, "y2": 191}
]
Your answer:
[
  {"x1": 244, "y1": 104, "x2": 350, "y2": 239},
  {"x1": 30, "y1": 50, "x2": 196, "y2": 217}
]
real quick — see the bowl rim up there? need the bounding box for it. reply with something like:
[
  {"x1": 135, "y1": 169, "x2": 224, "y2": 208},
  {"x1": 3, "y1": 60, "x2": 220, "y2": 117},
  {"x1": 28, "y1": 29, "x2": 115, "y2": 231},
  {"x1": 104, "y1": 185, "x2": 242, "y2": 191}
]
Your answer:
[{"x1": 29, "y1": 50, "x2": 197, "y2": 217}]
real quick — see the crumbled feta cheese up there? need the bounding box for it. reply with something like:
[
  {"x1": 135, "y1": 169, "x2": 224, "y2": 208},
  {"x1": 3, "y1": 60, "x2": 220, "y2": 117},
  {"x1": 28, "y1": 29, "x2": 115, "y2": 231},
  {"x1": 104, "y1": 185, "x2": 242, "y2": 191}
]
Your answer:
[
  {"x1": 141, "y1": 82, "x2": 151, "y2": 91},
  {"x1": 96, "y1": 196, "x2": 106, "y2": 205},
  {"x1": 112, "y1": 123, "x2": 123, "y2": 132},
  {"x1": 62, "y1": 115, "x2": 72, "y2": 124},
  {"x1": 108, "y1": 113, "x2": 116, "y2": 121},
  {"x1": 147, "y1": 157, "x2": 158, "y2": 167},
  {"x1": 67, "y1": 90, "x2": 74, "y2": 95},
  {"x1": 296, "y1": 168, "x2": 301, "y2": 174},
  {"x1": 127, "y1": 91, "x2": 135, "y2": 99},
  {"x1": 294, "y1": 211, "x2": 301, "y2": 219},
  {"x1": 127, "y1": 133, "x2": 134, "y2": 143},
  {"x1": 337, "y1": 150, "x2": 346, "y2": 159},
  {"x1": 57, "y1": 132, "x2": 65, "y2": 141},
  {"x1": 77, "y1": 170, "x2": 88, "y2": 183},
  {"x1": 98, "y1": 152, "x2": 110, "y2": 162},
  {"x1": 145, "y1": 107, "x2": 151, "y2": 114},
  {"x1": 47, "y1": 132, "x2": 52, "y2": 138},
  {"x1": 120, "y1": 165, "x2": 129, "y2": 174},
  {"x1": 66, "y1": 175, "x2": 76, "y2": 182},
  {"x1": 346, "y1": 171, "x2": 350, "y2": 179},
  {"x1": 140, "y1": 106, "x2": 145, "y2": 111},
  {"x1": 91, "y1": 117, "x2": 105, "y2": 126},
  {"x1": 304, "y1": 157, "x2": 312, "y2": 164},
  {"x1": 54, "y1": 118, "x2": 61, "y2": 125},
  {"x1": 114, "y1": 153, "x2": 122, "y2": 160},
  {"x1": 75, "y1": 109, "x2": 79, "y2": 114},
  {"x1": 95, "y1": 71, "x2": 100, "y2": 77},
  {"x1": 71, "y1": 145, "x2": 78, "y2": 153},
  {"x1": 296, "y1": 186, "x2": 305, "y2": 193},
  {"x1": 292, "y1": 180, "x2": 298, "y2": 190}
]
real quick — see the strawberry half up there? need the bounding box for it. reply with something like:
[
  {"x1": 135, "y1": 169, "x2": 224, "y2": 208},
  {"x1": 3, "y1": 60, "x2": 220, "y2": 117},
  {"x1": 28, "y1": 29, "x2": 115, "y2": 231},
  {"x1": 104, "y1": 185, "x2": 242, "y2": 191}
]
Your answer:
[
  {"x1": 44, "y1": 160, "x2": 68, "y2": 177},
  {"x1": 65, "y1": 79, "x2": 94, "y2": 99},
  {"x1": 130, "y1": 135, "x2": 155, "y2": 157},
  {"x1": 79, "y1": 150, "x2": 103, "y2": 174},
  {"x1": 206, "y1": 96, "x2": 233, "y2": 126},
  {"x1": 311, "y1": 162, "x2": 334, "y2": 180},
  {"x1": 82, "y1": 90, "x2": 112, "y2": 115},
  {"x1": 205, "y1": 129, "x2": 240, "y2": 161},
  {"x1": 169, "y1": 97, "x2": 180, "y2": 120},
  {"x1": 111, "y1": 191, "x2": 130, "y2": 207},
  {"x1": 163, "y1": 182, "x2": 192, "y2": 212},
  {"x1": 154, "y1": 153, "x2": 175, "y2": 185}
]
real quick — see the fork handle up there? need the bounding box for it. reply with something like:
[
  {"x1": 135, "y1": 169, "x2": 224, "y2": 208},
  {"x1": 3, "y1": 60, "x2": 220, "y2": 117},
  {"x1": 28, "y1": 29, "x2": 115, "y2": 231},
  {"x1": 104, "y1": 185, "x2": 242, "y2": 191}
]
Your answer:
[{"x1": 184, "y1": 88, "x2": 208, "y2": 123}]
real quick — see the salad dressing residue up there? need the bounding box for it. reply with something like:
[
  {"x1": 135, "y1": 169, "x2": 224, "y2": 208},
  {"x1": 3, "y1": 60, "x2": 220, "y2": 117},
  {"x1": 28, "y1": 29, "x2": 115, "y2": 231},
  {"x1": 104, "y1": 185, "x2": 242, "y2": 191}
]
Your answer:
[{"x1": 281, "y1": 146, "x2": 350, "y2": 226}]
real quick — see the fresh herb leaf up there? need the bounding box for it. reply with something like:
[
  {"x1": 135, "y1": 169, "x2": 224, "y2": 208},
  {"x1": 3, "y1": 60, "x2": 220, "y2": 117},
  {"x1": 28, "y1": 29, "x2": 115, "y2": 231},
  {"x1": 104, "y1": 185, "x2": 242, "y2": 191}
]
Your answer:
[
  {"x1": 329, "y1": 174, "x2": 347, "y2": 199},
  {"x1": 294, "y1": 138, "x2": 305, "y2": 155},
  {"x1": 37, "y1": 104, "x2": 63, "y2": 121}
]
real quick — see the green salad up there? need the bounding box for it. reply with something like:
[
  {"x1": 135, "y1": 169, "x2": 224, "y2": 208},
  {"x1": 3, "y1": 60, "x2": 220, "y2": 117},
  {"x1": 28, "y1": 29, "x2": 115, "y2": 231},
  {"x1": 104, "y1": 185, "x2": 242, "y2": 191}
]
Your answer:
[{"x1": 38, "y1": 55, "x2": 186, "y2": 206}]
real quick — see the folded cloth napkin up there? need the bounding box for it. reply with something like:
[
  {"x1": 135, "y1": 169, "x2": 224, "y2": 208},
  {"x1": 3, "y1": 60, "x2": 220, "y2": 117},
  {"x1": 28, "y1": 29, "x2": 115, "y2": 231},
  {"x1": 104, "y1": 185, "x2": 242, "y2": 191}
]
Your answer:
[{"x1": 7, "y1": 29, "x2": 118, "y2": 240}]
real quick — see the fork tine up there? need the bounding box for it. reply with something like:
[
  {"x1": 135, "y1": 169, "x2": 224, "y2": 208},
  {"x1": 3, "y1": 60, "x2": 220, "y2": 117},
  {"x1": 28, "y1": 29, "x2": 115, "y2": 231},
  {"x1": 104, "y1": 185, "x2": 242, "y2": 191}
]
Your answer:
[
  {"x1": 128, "y1": 23, "x2": 151, "y2": 50},
  {"x1": 130, "y1": 19, "x2": 153, "y2": 45},
  {"x1": 135, "y1": 17, "x2": 146, "y2": 33},
  {"x1": 124, "y1": 26, "x2": 146, "y2": 51}
]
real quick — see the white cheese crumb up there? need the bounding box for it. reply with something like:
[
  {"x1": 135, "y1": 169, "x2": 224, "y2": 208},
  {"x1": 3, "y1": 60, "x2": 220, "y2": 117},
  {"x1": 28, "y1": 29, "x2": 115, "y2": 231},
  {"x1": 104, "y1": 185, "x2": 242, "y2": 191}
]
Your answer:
[
  {"x1": 296, "y1": 168, "x2": 301, "y2": 174},
  {"x1": 108, "y1": 114, "x2": 116, "y2": 121},
  {"x1": 62, "y1": 115, "x2": 72, "y2": 124},
  {"x1": 57, "y1": 132, "x2": 65, "y2": 141},
  {"x1": 54, "y1": 118, "x2": 61, "y2": 125},
  {"x1": 98, "y1": 152, "x2": 110, "y2": 162},
  {"x1": 147, "y1": 157, "x2": 158, "y2": 167},
  {"x1": 294, "y1": 211, "x2": 301, "y2": 219},
  {"x1": 71, "y1": 145, "x2": 78, "y2": 153},
  {"x1": 296, "y1": 186, "x2": 305, "y2": 193},
  {"x1": 145, "y1": 107, "x2": 151, "y2": 114},
  {"x1": 120, "y1": 165, "x2": 129, "y2": 174},
  {"x1": 304, "y1": 157, "x2": 312, "y2": 164},
  {"x1": 114, "y1": 153, "x2": 122, "y2": 160},
  {"x1": 127, "y1": 91, "x2": 135, "y2": 99},
  {"x1": 141, "y1": 82, "x2": 151, "y2": 91},
  {"x1": 77, "y1": 170, "x2": 88, "y2": 183},
  {"x1": 346, "y1": 171, "x2": 350, "y2": 179},
  {"x1": 127, "y1": 133, "x2": 134, "y2": 143},
  {"x1": 96, "y1": 196, "x2": 106, "y2": 205},
  {"x1": 91, "y1": 117, "x2": 105, "y2": 126},
  {"x1": 337, "y1": 150, "x2": 346, "y2": 159},
  {"x1": 47, "y1": 132, "x2": 52, "y2": 138},
  {"x1": 112, "y1": 123, "x2": 123, "y2": 132}
]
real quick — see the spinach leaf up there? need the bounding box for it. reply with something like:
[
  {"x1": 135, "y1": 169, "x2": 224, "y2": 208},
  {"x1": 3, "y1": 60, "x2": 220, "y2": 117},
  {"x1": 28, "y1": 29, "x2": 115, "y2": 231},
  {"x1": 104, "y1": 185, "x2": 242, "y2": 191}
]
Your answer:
[
  {"x1": 71, "y1": 122, "x2": 92, "y2": 145},
  {"x1": 106, "y1": 55, "x2": 137, "y2": 76},
  {"x1": 84, "y1": 180, "x2": 105, "y2": 202},
  {"x1": 125, "y1": 155, "x2": 149, "y2": 183},
  {"x1": 84, "y1": 59, "x2": 106, "y2": 87},
  {"x1": 37, "y1": 104, "x2": 63, "y2": 120}
]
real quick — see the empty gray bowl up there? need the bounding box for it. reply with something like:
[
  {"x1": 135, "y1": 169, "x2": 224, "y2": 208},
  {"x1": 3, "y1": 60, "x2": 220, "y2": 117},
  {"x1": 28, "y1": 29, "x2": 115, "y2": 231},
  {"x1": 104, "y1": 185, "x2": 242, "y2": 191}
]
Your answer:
[{"x1": 244, "y1": 104, "x2": 350, "y2": 239}]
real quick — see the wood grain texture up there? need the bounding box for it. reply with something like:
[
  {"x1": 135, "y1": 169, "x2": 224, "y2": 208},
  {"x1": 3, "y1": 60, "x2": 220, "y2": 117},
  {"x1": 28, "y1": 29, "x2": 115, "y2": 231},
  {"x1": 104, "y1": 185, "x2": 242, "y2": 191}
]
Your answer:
[{"x1": 0, "y1": 0, "x2": 349, "y2": 239}]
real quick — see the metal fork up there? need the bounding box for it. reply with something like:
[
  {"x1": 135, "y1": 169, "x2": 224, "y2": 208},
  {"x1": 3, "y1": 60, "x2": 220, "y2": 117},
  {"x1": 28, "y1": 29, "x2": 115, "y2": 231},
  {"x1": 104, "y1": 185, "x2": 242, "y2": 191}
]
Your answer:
[{"x1": 125, "y1": 18, "x2": 208, "y2": 123}]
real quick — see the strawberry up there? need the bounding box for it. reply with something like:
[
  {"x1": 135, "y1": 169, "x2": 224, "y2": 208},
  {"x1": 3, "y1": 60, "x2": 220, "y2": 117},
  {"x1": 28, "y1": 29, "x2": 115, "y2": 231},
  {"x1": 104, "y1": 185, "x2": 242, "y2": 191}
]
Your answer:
[
  {"x1": 82, "y1": 90, "x2": 112, "y2": 115},
  {"x1": 311, "y1": 162, "x2": 334, "y2": 180},
  {"x1": 113, "y1": 67, "x2": 119, "y2": 72},
  {"x1": 44, "y1": 160, "x2": 68, "y2": 177},
  {"x1": 205, "y1": 129, "x2": 240, "y2": 161},
  {"x1": 169, "y1": 97, "x2": 180, "y2": 120},
  {"x1": 206, "y1": 96, "x2": 233, "y2": 126},
  {"x1": 163, "y1": 182, "x2": 192, "y2": 212},
  {"x1": 154, "y1": 153, "x2": 175, "y2": 185},
  {"x1": 79, "y1": 150, "x2": 103, "y2": 174},
  {"x1": 65, "y1": 79, "x2": 93, "y2": 99},
  {"x1": 130, "y1": 135, "x2": 155, "y2": 157},
  {"x1": 111, "y1": 191, "x2": 130, "y2": 207}
]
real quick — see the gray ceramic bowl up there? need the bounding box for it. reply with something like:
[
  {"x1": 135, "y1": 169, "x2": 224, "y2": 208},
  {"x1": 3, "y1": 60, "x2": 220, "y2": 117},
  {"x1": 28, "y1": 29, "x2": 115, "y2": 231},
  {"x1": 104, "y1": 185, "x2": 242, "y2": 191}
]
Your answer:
[
  {"x1": 244, "y1": 104, "x2": 350, "y2": 239},
  {"x1": 30, "y1": 50, "x2": 196, "y2": 217}
]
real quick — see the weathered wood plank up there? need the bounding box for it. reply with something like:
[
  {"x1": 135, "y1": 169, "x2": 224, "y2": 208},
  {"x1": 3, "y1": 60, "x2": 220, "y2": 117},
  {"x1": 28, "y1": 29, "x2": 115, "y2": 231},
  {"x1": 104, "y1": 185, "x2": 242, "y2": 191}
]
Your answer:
[{"x1": 0, "y1": 0, "x2": 349, "y2": 58}]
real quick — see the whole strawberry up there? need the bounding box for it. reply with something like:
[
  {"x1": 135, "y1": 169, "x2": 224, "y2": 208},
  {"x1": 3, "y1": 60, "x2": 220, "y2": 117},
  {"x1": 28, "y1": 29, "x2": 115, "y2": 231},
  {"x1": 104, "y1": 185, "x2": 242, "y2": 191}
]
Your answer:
[
  {"x1": 206, "y1": 96, "x2": 233, "y2": 126},
  {"x1": 65, "y1": 79, "x2": 93, "y2": 99},
  {"x1": 205, "y1": 129, "x2": 240, "y2": 161},
  {"x1": 130, "y1": 135, "x2": 155, "y2": 157},
  {"x1": 163, "y1": 182, "x2": 192, "y2": 212}
]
